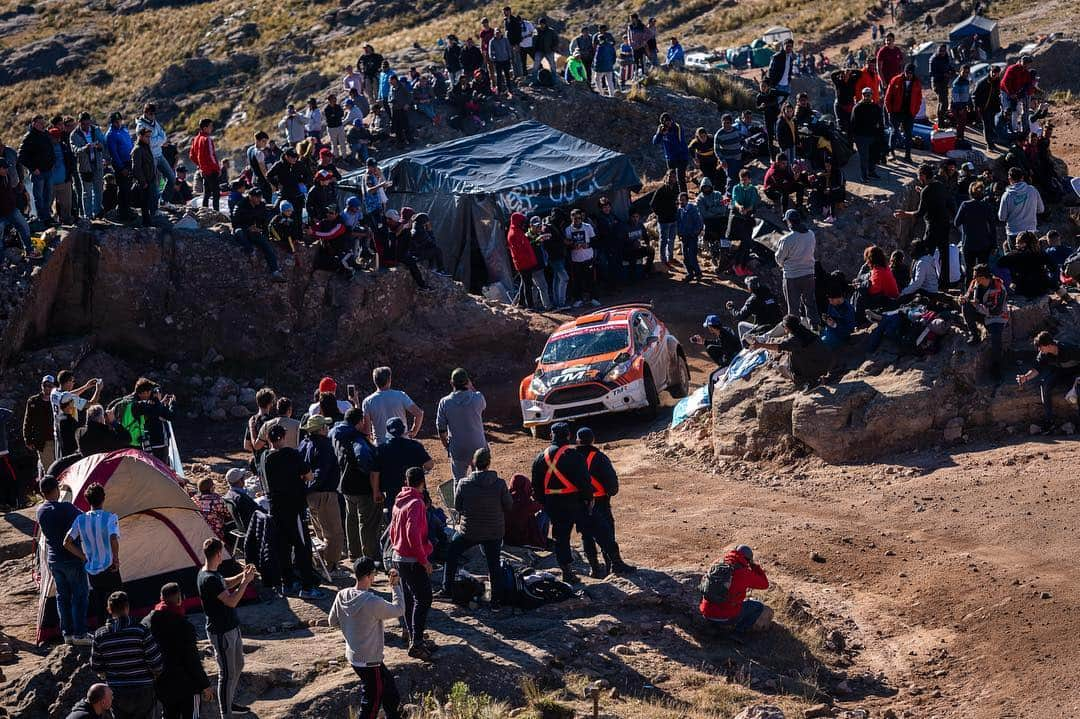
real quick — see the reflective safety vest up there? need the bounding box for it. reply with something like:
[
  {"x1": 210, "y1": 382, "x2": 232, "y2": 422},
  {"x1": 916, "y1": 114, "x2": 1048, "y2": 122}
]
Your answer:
[
  {"x1": 543, "y1": 445, "x2": 578, "y2": 495},
  {"x1": 584, "y1": 449, "x2": 607, "y2": 498}
]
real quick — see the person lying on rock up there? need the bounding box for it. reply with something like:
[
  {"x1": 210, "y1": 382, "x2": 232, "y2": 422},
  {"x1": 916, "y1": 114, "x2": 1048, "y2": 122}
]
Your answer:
[{"x1": 699, "y1": 545, "x2": 773, "y2": 634}]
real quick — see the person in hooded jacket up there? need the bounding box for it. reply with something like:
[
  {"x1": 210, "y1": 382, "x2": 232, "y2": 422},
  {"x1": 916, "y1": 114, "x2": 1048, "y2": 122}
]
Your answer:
[
  {"x1": 699, "y1": 545, "x2": 772, "y2": 633},
  {"x1": 389, "y1": 467, "x2": 434, "y2": 661},
  {"x1": 142, "y1": 582, "x2": 213, "y2": 719},
  {"x1": 504, "y1": 473, "x2": 547, "y2": 547},
  {"x1": 329, "y1": 557, "x2": 404, "y2": 719},
  {"x1": 440, "y1": 448, "x2": 512, "y2": 605},
  {"x1": 507, "y1": 211, "x2": 551, "y2": 309}
]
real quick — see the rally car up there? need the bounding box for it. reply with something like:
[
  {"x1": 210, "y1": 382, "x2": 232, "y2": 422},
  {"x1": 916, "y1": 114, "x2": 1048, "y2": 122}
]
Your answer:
[{"x1": 519, "y1": 304, "x2": 690, "y2": 437}]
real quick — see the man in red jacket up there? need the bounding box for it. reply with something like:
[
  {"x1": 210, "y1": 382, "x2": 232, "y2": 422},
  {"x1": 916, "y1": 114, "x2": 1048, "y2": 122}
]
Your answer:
[
  {"x1": 699, "y1": 545, "x2": 772, "y2": 633},
  {"x1": 189, "y1": 118, "x2": 221, "y2": 212},
  {"x1": 884, "y1": 64, "x2": 922, "y2": 163},
  {"x1": 999, "y1": 55, "x2": 1034, "y2": 134},
  {"x1": 506, "y1": 211, "x2": 550, "y2": 310}
]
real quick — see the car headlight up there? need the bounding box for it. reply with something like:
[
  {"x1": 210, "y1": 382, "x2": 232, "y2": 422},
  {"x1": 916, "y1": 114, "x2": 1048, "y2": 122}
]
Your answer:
[
  {"x1": 529, "y1": 374, "x2": 549, "y2": 396},
  {"x1": 604, "y1": 359, "x2": 633, "y2": 383}
]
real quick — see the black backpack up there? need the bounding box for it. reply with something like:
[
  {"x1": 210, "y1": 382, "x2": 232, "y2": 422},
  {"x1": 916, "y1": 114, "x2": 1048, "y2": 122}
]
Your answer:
[
  {"x1": 699, "y1": 561, "x2": 735, "y2": 604},
  {"x1": 537, "y1": 68, "x2": 554, "y2": 87},
  {"x1": 1062, "y1": 248, "x2": 1080, "y2": 283},
  {"x1": 499, "y1": 561, "x2": 574, "y2": 609},
  {"x1": 450, "y1": 571, "x2": 486, "y2": 606}
]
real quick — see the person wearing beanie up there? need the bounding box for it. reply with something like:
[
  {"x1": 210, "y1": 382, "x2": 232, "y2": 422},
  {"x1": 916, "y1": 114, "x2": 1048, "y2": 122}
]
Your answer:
[
  {"x1": 435, "y1": 368, "x2": 488, "y2": 483},
  {"x1": 699, "y1": 544, "x2": 772, "y2": 633},
  {"x1": 530, "y1": 421, "x2": 592, "y2": 583},
  {"x1": 298, "y1": 415, "x2": 345, "y2": 571},
  {"x1": 308, "y1": 377, "x2": 353, "y2": 417},
  {"x1": 574, "y1": 427, "x2": 636, "y2": 578},
  {"x1": 773, "y1": 209, "x2": 818, "y2": 329}
]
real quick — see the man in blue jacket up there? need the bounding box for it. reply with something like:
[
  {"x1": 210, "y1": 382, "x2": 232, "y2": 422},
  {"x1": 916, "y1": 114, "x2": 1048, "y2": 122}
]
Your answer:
[
  {"x1": 676, "y1": 191, "x2": 704, "y2": 282},
  {"x1": 105, "y1": 113, "x2": 136, "y2": 221},
  {"x1": 652, "y1": 112, "x2": 689, "y2": 192}
]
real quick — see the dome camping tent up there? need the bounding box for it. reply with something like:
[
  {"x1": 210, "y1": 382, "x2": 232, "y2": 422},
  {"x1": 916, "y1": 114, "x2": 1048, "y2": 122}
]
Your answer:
[
  {"x1": 949, "y1": 15, "x2": 999, "y2": 54},
  {"x1": 35, "y1": 450, "x2": 226, "y2": 642}
]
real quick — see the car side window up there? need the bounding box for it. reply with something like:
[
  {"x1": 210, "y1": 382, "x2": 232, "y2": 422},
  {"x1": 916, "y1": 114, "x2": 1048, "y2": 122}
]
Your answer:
[{"x1": 632, "y1": 315, "x2": 650, "y2": 348}]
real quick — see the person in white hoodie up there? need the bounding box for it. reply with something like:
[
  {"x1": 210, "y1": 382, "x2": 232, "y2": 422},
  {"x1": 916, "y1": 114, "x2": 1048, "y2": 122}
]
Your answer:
[
  {"x1": 773, "y1": 209, "x2": 819, "y2": 329},
  {"x1": 998, "y1": 166, "x2": 1044, "y2": 249},
  {"x1": 134, "y1": 103, "x2": 173, "y2": 208},
  {"x1": 328, "y1": 557, "x2": 405, "y2": 719}
]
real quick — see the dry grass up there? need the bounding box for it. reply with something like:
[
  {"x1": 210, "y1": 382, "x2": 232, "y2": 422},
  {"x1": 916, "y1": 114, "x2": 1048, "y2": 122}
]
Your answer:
[{"x1": 648, "y1": 69, "x2": 757, "y2": 110}]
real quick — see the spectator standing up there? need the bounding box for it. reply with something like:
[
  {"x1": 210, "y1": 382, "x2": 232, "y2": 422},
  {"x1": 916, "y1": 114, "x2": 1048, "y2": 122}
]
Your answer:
[
  {"x1": 134, "y1": 104, "x2": 173, "y2": 207},
  {"x1": 24, "y1": 375, "x2": 57, "y2": 474},
  {"x1": 997, "y1": 166, "x2": 1044, "y2": 247},
  {"x1": 894, "y1": 163, "x2": 953, "y2": 288},
  {"x1": 651, "y1": 113, "x2": 689, "y2": 193},
  {"x1": 359, "y1": 46, "x2": 385, "y2": 106},
  {"x1": 774, "y1": 209, "x2": 818, "y2": 328},
  {"x1": 954, "y1": 180, "x2": 997, "y2": 285},
  {"x1": 441, "y1": 448, "x2": 512, "y2": 605},
  {"x1": 64, "y1": 482, "x2": 120, "y2": 630},
  {"x1": 950, "y1": 63, "x2": 972, "y2": 142},
  {"x1": 592, "y1": 35, "x2": 618, "y2": 97},
  {"x1": 90, "y1": 591, "x2": 162, "y2": 719},
  {"x1": 489, "y1": 28, "x2": 514, "y2": 94},
  {"x1": 303, "y1": 98, "x2": 325, "y2": 140},
  {"x1": 198, "y1": 538, "x2": 256, "y2": 719},
  {"x1": 377, "y1": 418, "x2": 434, "y2": 508},
  {"x1": 851, "y1": 87, "x2": 884, "y2": 182},
  {"x1": 324, "y1": 94, "x2": 347, "y2": 159},
  {"x1": 774, "y1": 103, "x2": 798, "y2": 163},
  {"x1": 194, "y1": 477, "x2": 231, "y2": 542},
  {"x1": 331, "y1": 408, "x2": 383, "y2": 561},
  {"x1": 756, "y1": 80, "x2": 782, "y2": 160},
  {"x1": 298, "y1": 415, "x2": 345, "y2": 571},
  {"x1": 503, "y1": 7, "x2": 525, "y2": 78},
  {"x1": 130, "y1": 127, "x2": 158, "y2": 227},
  {"x1": 69, "y1": 113, "x2": 107, "y2": 218},
  {"x1": 565, "y1": 208, "x2": 599, "y2": 307},
  {"x1": 767, "y1": 38, "x2": 796, "y2": 98},
  {"x1": 105, "y1": 113, "x2": 135, "y2": 220},
  {"x1": 142, "y1": 583, "x2": 213, "y2": 719},
  {"x1": 884, "y1": 64, "x2": 922, "y2": 163},
  {"x1": 676, "y1": 191, "x2": 704, "y2": 282},
  {"x1": 713, "y1": 113, "x2": 743, "y2": 192},
  {"x1": 264, "y1": 424, "x2": 325, "y2": 599},
  {"x1": 876, "y1": 33, "x2": 904, "y2": 92},
  {"x1": 189, "y1": 118, "x2": 221, "y2": 212},
  {"x1": 38, "y1": 476, "x2": 90, "y2": 644},
  {"x1": 532, "y1": 17, "x2": 559, "y2": 83},
  {"x1": 277, "y1": 105, "x2": 306, "y2": 146},
  {"x1": 929, "y1": 44, "x2": 953, "y2": 122},
  {"x1": 435, "y1": 368, "x2": 488, "y2": 484},
  {"x1": 389, "y1": 468, "x2": 434, "y2": 661},
  {"x1": 328, "y1": 557, "x2": 405, "y2": 718},
  {"x1": 650, "y1": 169, "x2": 679, "y2": 269},
  {"x1": 363, "y1": 367, "x2": 424, "y2": 446},
  {"x1": 18, "y1": 115, "x2": 55, "y2": 225},
  {"x1": 973, "y1": 65, "x2": 1003, "y2": 152}
]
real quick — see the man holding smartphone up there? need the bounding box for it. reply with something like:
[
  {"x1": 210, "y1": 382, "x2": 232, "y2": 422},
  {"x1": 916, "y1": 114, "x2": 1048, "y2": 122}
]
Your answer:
[{"x1": 362, "y1": 367, "x2": 424, "y2": 446}]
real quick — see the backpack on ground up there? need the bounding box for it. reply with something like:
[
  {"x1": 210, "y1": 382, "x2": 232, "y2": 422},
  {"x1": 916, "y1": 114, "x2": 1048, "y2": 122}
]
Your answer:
[
  {"x1": 499, "y1": 561, "x2": 574, "y2": 609},
  {"x1": 1063, "y1": 248, "x2": 1080, "y2": 283},
  {"x1": 699, "y1": 560, "x2": 735, "y2": 604},
  {"x1": 450, "y1": 570, "x2": 486, "y2": 606}
]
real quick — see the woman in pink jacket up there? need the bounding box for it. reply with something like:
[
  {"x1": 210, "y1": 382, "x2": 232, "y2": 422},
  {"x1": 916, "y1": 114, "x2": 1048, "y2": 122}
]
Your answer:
[{"x1": 389, "y1": 467, "x2": 434, "y2": 661}]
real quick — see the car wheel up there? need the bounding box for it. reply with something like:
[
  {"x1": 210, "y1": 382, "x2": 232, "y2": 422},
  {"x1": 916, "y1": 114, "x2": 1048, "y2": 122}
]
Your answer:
[
  {"x1": 530, "y1": 424, "x2": 551, "y2": 440},
  {"x1": 642, "y1": 368, "x2": 660, "y2": 418},
  {"x1": 669, "y1": 351, "x2": 691, "y2": 398}
]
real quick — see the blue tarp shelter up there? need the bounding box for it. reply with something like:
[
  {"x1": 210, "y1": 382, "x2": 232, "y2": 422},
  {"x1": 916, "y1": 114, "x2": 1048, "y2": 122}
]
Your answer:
[
  {"x1": 340, "y1": 121, "x2": 640, "y2": 291},
  {"x1": 949, "y1": 15, "x2": 999, "y2": 53}
]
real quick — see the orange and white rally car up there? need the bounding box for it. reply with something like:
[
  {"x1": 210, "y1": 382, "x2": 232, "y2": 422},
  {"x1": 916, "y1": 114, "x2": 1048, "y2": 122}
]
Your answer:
[{"x1": 519, "y1": 304, "x2": 690, "y2": 437}]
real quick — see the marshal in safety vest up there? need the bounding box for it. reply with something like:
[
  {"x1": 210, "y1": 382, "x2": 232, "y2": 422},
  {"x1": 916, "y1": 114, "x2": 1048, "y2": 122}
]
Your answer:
[
  {"x1": 543, "y1": 445, "x2": 579, "y2": 495},
  {"x1": 584, "y1": 449, "x2": 607, "y2": 498}
]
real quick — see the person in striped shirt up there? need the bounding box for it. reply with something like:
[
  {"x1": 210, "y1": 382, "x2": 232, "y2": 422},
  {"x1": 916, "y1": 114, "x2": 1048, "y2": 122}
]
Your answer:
[
  {"x1": 90, "y1": 591, "x2": 163, "y2": 719},
  {"x1": 64, "y1": 482, "x2": 121, "y2": 631}
]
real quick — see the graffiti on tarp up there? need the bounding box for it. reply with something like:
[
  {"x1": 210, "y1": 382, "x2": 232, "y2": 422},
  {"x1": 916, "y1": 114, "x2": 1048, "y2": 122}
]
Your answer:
[{"x1": 499, "y1": 172, "x2": 604, "y2": 215}]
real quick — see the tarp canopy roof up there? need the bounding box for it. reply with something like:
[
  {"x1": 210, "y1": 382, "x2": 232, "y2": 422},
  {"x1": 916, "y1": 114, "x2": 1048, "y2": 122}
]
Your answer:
[
  {"x1": 358, "y1": 120, "x2": 641, "y2": 200},
  {"x1": 950, "y1": 15, "x2": 997, "y2": 37}
]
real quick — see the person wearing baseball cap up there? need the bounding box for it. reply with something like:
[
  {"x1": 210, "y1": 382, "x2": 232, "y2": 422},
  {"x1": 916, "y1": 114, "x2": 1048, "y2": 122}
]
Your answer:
[
  {"x1": 700, "y1": 544, "x2": 772, "y2": 633},
  {"x1": 377, "y1": 417, "x2": 433, "y2": 507},
  {"x1": 223, "y1": 466, "x2": 262, "y2": 527},
  {"x1": 689, "y1": 314, "x2": 741, "y2": 368},
  {"x1": 435, "y1": 368, "x2": 488, "y2": 483},
  {"x1": 574, "y1": 427, "x2": 636, "y2": 578},
  {"x1": 23, "y1": 375, "x2": 59, "y2": 473},
  {"x1": 298, "y1": 415, "x2": 345, "y2": 571},
  {"x1": 529, "y1": 421, "x2": 592, "y2": 583}
]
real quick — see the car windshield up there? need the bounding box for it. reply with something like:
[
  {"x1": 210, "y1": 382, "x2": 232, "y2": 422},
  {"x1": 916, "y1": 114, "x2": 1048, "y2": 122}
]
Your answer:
[{"x1": 541, "y1": 328, "x2": 628, "y2": 364}]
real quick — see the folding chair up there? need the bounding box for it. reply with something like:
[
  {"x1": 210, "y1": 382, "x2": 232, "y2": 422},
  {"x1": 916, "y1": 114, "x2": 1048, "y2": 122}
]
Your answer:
[
  {"x1": 222, "y1": 496, "x2": 249, "y2": 562},
  {"x1": 308, "y1": 534, "x2": 334, "y2": 584}
]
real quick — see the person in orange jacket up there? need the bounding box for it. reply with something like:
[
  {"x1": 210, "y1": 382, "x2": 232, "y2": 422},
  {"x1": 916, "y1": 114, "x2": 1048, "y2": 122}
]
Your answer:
[
  {"x1": 884, "y1": 64, "x2": 922, "y2": 163},
  {"x1": 853, "y1": 58, "x2": 881, "y2": 104},
  {"x1": 700, "y1": 544, "x2": 772, "y2": 633},
  {"x1": 189, "y1": 118, "x2": 221, "y2": 212}
]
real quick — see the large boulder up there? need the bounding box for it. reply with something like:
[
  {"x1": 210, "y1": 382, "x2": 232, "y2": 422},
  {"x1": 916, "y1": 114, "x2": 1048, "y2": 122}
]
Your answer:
[
  {"x1": 1031, "y1": 39, "x2": 1080, "y2": 94},
  {"x1": 0, "y1": 29, "x2": 110, "y2": 83},
  {"x1": 142, "y1": 53, "x2": 259, "y2": 100}
]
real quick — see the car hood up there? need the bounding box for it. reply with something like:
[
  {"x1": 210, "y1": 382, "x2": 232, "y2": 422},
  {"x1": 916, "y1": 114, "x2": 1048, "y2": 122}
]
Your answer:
[{"x1": 535, "y1": 356, "x2": 624, "y2": 387}]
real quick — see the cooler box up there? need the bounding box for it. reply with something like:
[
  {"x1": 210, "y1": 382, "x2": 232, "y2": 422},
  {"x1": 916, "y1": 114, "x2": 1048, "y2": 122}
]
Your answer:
[
  {"x1": 911, "y1": 122, "x2": 933, "y2": 144},
  {"x1": 930, "y1": 129, "x2": 957, "y2": 155}
]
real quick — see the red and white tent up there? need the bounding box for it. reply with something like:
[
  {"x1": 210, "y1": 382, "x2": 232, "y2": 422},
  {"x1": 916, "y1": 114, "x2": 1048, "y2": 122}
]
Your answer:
[{"x1": 35, "y1": 449, "x2": 226, "y2": 642}]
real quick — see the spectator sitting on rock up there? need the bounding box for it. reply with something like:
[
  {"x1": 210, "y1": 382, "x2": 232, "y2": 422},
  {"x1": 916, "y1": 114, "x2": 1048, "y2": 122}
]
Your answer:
[
  {"x1": 749, "y1": 314, "x2": 833, "y2": 389},
  {"x1": 231, "y1": 188, "x2": 286, "y2": 283},
  {"x1": 727, "y1": 275, "x2": 784, "y2": 340},
  {"x1": 763, "y1": 154, "x2": 803, "y2": 213},
  {"x1": 820, "y1": 286, "x2": 856, "y2": 348},
  {"x1": 889, "y1": 250, "x2": 910, "y2": 289},
  {"x1": 898, "y1": 240, "x2": 940, "y2": 299},
  {"x1": 852, "y1": 245, "x2": 899, "y2": 323},
  {"x1": 700, "y1": 545, "x2": 772, "y2": 634},
  {"x1": 194, "y1": 476, "x2": 231, "y2": 541},
  {"x1": 76, "y1": 404, "x2": 129, "y2": 457},
  {"x1": 960, "y1": 263, "x2": 1008, "y2": 380},
  {"x1": 1016, "y1": 331, "x2": 1080, "y2": 435},
  {"x1": 666, "y1": 38, "x2": 685, "y2": 68},
  {"x1": 172, "y1": 165, "x2": 193, "y2": 205},
  {"x1": 996, "y1": 231, "x2": 1058, "y2": 299},
  {"x1": 808, "y1": 158, "x2": 845, "y2": 222},
  {"x1": 268, "y1": 200, "x2": 302, "y2": 259}
]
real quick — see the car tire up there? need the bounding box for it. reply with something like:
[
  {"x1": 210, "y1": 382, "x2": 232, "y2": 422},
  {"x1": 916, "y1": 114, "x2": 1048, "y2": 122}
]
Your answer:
[
  {"x1": 530, "y1": 424, "x2": 551, "y2": 440},
  {"x1": 642, "y1": 368, "x2": 660, "y2": 418},
  {"x1": 668, "y1": 351, "x2": 691, "y2": 398}
]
